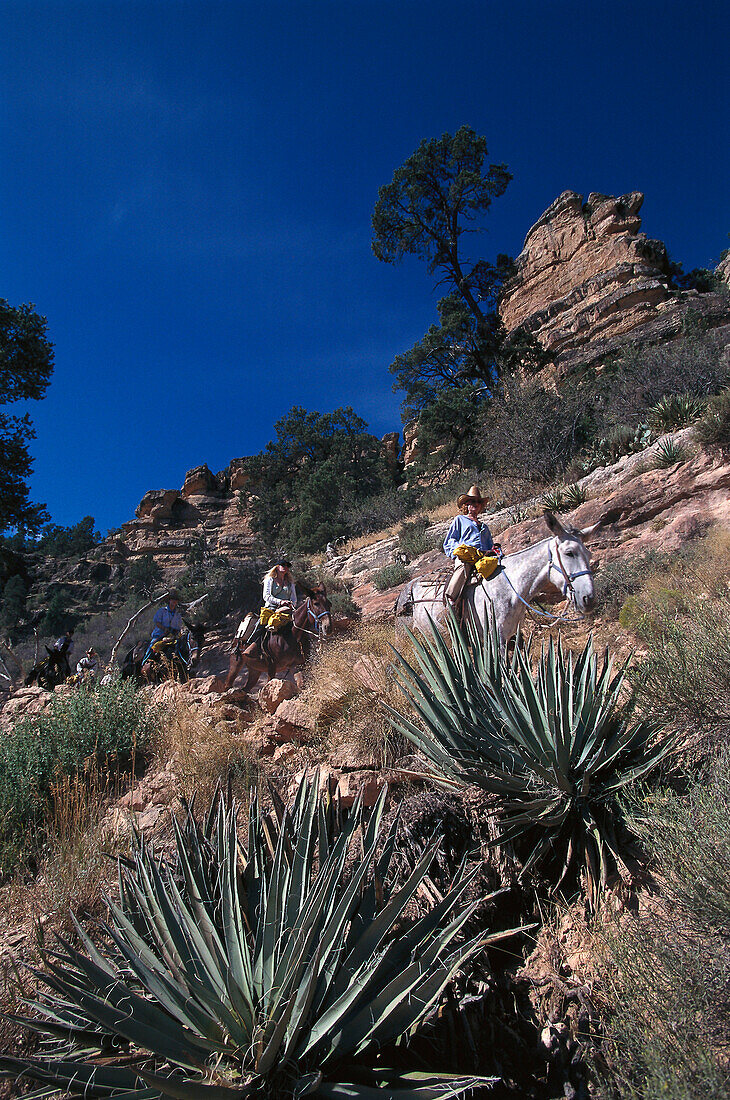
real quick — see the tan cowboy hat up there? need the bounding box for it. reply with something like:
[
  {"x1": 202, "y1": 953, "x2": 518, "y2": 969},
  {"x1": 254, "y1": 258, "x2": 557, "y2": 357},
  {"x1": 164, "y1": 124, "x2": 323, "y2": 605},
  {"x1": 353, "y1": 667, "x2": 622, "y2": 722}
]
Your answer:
[{"x1": 457, "y1": 485, "x2": 489, "y2": 511}]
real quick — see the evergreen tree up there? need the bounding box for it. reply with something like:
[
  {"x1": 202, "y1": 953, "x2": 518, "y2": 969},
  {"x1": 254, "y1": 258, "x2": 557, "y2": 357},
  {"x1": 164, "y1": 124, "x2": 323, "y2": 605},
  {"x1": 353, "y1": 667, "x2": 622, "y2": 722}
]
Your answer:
[
  {"x1": 372, "y1": 128, "x2": 547, "y2": 447},
  {"x1": 0, "y1": 299, "x2": 54, "y2": 534},
  {"x1": 243, "y1": 406, "x2": 392, "y2": 554}
]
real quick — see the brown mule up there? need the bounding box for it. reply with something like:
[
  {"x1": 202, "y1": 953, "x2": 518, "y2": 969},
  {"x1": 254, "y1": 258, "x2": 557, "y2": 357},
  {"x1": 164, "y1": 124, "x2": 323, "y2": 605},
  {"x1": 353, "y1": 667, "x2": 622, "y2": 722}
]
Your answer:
[{"x1": 223, "y1": 586, "x2": 332, "y2": 692}]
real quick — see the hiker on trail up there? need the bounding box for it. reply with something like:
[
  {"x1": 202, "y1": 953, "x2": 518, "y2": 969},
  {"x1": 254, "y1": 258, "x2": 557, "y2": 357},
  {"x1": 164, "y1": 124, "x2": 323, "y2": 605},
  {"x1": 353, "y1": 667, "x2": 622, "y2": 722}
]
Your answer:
[
  {"x1": 443, "y1": 486, "x2": 495, "y2": 610},
  {"x1": 260, "y1": 561, "x2": 298, "y2": 632},
  {"x1": 52, "y1": 627, "x2": 75, "y2": 677}
]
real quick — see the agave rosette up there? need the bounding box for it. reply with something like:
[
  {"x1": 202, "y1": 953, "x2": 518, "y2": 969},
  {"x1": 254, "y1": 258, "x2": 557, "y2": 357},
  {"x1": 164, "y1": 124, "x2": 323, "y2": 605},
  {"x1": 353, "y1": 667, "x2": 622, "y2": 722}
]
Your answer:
[
  {"x1": 385, "y1": 614, "x2": 674, "y2": 906},
  {"x1": 0, "y1": 778, "x2": 497, "y2": 1098}
]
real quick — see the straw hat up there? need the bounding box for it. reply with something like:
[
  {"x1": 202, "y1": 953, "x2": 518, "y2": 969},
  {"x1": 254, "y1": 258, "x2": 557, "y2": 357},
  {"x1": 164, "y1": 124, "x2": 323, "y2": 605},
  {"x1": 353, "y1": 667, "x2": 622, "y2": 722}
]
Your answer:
[{"x1": 457, "y1": 485, "x2": 489, "y2": 512}]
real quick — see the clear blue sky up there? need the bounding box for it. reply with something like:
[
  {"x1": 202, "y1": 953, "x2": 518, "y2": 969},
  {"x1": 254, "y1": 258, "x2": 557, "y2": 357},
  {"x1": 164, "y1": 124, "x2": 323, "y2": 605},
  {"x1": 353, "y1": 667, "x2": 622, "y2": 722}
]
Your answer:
[{"x1": 2, "y1": 0, "x2": 728, "y2": 532}]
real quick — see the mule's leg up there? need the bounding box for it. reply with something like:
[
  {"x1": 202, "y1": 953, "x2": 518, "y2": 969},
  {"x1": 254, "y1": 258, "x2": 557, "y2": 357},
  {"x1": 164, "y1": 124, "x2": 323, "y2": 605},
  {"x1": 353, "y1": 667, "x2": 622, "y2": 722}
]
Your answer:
[
  {"x1": 223, "y1": 644, "x2": 246, "y2": 690},
  {"x1": 236, "y1": 644, "x2": 266, "y2": 692}
]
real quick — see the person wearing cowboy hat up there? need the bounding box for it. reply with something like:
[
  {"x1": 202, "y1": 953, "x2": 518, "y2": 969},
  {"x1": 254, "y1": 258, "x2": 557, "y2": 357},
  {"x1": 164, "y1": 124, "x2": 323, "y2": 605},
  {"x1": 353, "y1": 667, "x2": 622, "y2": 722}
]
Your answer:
[
  {"x1": 443, "y1": 485, "x2": 494, "y2": 608},
  {"x1": 76, "y1": 646, "x2": 99, "y2": 679}
]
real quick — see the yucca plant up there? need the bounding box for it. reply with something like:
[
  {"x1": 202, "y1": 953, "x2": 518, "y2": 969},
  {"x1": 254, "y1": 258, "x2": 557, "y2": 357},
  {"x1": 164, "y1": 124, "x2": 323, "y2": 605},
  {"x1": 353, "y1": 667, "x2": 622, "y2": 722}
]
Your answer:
[
  {"x1": 561, "y1": 483, "x2": 587, "y2": 510},
  {"x1": 0, "y1": 778, "x2": 497, "y2": 1098},
  {"x1": 539, "y1": 486, "x2": 565, "y2": 512},
  {"x1": 647, "y1": 393, "x2": 705, "y2": 433},
  {"x1": 652, "y1": 436, "x2": 688, "y2": 468},
  {"x1": 385, "y1": 615, "x2": 674, "y2": 908}
]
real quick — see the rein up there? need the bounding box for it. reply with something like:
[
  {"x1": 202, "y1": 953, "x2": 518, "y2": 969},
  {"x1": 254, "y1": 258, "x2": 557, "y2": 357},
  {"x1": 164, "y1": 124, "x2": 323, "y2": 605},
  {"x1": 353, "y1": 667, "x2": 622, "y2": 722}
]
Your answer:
[
  {"x1": 498, "y1": 540, "x2": 588, "y2": 624},
  {"x1": 293, "y1": 597, "x2": 330, "y2": 639}
]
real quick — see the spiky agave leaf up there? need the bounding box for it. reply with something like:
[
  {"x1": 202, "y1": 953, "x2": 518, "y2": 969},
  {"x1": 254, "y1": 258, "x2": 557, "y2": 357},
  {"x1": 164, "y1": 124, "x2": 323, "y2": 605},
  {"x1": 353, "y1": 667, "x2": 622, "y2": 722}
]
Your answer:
[
  {"x1": 0, "y1": 777, "x2": 493, "y2": 1098},
  {"x1": 386, "y1": 616, "x2": 674, "y2": 907}
]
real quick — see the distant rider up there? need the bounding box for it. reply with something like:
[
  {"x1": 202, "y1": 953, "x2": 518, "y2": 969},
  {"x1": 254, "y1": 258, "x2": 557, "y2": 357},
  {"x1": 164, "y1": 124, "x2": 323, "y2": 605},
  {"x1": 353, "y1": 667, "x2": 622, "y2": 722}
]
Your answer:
[
  {"x1": 76, "y1": 647, "x2": 99, "y2": 680},
  {"x1": 261, "y1": 561, "x2": 298, "y2": 631},
  {"x1": 52, "y1": 627, "x2": 75, "y2": 678},
  {"x1": 142, "y1": 590, "x2": 183, "y2": 672}
]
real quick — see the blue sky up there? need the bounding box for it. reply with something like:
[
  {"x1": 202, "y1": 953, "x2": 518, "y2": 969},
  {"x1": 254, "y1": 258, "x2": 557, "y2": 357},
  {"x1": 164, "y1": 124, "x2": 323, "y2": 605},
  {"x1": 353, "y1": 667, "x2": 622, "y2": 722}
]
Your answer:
[{"x1": 2, "y1": 0, "x2": 728, "y2": 532}]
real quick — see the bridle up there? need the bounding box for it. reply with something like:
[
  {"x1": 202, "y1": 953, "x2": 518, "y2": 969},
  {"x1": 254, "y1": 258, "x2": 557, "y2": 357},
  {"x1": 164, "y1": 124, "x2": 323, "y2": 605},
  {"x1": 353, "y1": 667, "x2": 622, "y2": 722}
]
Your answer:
[
  {"x1": 547, "y1": 540, "x2": 593, "y2": 601},
  {"x1": 294, "y1": 595, "x2": 331, "y2": 639},
  {"x1": 496, "y1": 537, "x2": 592, "y2": 623}
]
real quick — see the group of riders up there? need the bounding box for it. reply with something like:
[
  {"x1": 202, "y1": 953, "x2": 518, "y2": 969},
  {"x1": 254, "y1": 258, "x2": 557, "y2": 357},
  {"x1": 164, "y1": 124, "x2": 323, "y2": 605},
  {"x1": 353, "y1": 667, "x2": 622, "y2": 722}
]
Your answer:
[
  {"x1": 35, "y1": 484, "x2": 493, "y2": 688},
  {"x1": 49, "y1": 628, "x2": 100, "y2": 683}
]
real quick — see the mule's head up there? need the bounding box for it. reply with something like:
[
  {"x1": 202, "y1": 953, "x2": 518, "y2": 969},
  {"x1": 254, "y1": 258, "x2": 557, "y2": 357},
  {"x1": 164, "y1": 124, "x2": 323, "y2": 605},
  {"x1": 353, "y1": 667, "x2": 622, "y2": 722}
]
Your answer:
[
  {"x1": 544, "y1": 510, "x2": 599, "y2": 613},
  {"x1": 300, "y1": 584, "x2": 332, "y2": 638}
]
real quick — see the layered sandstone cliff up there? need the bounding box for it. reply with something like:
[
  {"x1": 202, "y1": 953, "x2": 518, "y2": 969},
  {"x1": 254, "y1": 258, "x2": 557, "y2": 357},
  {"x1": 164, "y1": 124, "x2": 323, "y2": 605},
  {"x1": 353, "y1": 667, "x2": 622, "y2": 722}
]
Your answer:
[
  {"x1": 118, "y1": 462, "x2": 256, "y2": 570},
  {"x1": 499, "y1": 191, "x2": 730, "y2": 371}
]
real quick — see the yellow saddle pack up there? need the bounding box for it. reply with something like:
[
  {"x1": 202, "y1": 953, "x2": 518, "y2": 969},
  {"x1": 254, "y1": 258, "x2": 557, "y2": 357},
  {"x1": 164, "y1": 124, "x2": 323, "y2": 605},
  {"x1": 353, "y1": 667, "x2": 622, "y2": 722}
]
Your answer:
[
  {"x1": 453, "y1": 544, "x2": 500, "y2": 581},
  {"x1": 259, "y1": 606, "x2": 292, "y2": 632}
]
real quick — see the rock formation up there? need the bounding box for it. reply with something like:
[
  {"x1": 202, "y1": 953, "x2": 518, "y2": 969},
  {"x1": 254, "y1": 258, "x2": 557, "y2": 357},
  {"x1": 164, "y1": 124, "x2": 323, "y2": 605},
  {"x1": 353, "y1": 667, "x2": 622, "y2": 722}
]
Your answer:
[
  {"x1": 499, "y1": 191, "x2": 730, "y2": 372},
  {"x1": 118, "y1": 461, "x2": 255, "y2": 570}
]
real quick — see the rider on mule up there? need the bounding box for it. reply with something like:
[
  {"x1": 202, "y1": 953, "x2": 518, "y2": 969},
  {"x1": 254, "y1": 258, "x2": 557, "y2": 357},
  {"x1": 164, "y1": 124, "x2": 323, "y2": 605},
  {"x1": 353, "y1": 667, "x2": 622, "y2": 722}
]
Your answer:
[
  {"x1": 52, "y1": 627, "x2": 76, "y2": 679},
  {"x1": 142, "y1": 590, "x2": 184, "y2": 675},
  {"x1": 443, "y1": 486, "x2": 498, "y2": 612},
  {"x1": 260, "y1": 561, "x2": 298, "y2": 632}
]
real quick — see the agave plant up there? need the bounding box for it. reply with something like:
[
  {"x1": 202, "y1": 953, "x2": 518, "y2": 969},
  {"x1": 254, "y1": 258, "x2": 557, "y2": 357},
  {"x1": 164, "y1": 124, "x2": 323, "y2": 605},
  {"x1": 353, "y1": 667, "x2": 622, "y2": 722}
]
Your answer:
[
  {"x1": 652, "y1": 436, "x2": 688, "y2": 468},
  {"x1": 562, "y1": 483, "x2": 587, "y2": 510},
  {"x1": 385, "y1": 616, "x2": 674, "y2": 907},
  {"x1": 539, "y1": 486, "x2": 565, "y2": 512},
  {"x1": 0, "y1": 778, "x2": 497, "y2": 1098},
  {"x1": 647, "y1": 393, "x2": 706, "y2": 433}
]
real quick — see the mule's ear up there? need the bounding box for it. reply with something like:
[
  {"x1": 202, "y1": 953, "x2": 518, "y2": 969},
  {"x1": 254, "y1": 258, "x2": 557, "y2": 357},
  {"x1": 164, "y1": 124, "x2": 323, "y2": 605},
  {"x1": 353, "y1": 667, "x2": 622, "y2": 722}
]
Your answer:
[
  {"x1": 579, "y1": 519, "x2": 603, "y2": 538},
  {"x1": 543, "y1": 510, "x2": 567, "y2": 537}
]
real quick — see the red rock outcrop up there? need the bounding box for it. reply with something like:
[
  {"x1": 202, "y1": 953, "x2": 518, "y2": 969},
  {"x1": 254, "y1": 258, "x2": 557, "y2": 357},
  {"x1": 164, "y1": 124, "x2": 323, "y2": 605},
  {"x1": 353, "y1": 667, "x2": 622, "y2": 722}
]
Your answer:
[
  {"x1": 118, "y1": 462, "x2": 256, "y2": 571},
  {"x1": 499, "y1": 191, "x2": 730, "y2": 371}
]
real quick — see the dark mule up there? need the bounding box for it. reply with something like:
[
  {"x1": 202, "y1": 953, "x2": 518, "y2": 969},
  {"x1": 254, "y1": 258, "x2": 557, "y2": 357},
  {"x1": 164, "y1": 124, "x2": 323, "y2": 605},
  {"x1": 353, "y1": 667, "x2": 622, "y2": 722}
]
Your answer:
[
  {"x1": 25, "y1": 646, "x2": 70, "y2": 690},
  {"x1": 121, "y1": 625, "x2": 205, "y2": 685},
  {"x1": 223, "y1": 586, "x2": 331, "y2": 692}
]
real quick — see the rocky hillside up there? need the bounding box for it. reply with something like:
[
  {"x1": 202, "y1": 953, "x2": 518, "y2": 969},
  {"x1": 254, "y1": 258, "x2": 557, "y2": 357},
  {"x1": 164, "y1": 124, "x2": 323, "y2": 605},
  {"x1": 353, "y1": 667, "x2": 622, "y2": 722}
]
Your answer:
[{"x1": 85, "y1": 188, "x2": 730, "y2": 582}]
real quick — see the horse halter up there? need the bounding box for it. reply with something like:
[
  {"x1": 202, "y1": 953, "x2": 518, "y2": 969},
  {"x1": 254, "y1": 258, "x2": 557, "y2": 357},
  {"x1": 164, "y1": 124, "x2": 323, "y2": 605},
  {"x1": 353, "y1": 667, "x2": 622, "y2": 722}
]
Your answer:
[
  {"x1": 297, "y1": 596, "x2": 331, "y2": 638},
  {"x1": 547, "y1": 540, "x2": 592, "y2": 601}
]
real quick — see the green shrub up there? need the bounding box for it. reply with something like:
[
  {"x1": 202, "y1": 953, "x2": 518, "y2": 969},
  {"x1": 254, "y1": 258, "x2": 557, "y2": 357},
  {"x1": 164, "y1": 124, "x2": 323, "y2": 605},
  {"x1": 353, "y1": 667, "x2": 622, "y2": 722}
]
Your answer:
[
  {"x1": 562, "y1": 482, "x2": 587, "y2": 509},
  {"x1": 325, "y1": 589, "x2": 358, "y2": 618},
  {"x1": 398, "y1": 514, "x2": 433, "y2": 558},
  {"x1": 386, "y1": 617, "x2": 674, "y2": 908},
  {"x1": 540, "y1": 484, "x2": 586, "y2": 512},
  {"x1": 599, "y1": 751, "x2": 730, "y2": 1098},
  {"x1": 0, "y1": 778, "x2": 492, "y2": 1099},
  {"x1": 0, "y1": 680, "x2": 158, "y2": 877},
  {"x1": 618, "y1": 595, "x2": 648, "y2": 633},
  {"x1": 647, "y1": 393, "x2": 706, "y2": 433},
  {"x1": 344, "y1": 485, "x2": 420, "y2": 536},
  {"x1": 695, "y1": 387, "x2": 730, "y2": 452},
  {"x1": 630, "y1": 590, "x2": 730, "y2": 741},
  {"x1": 372, "y1": 561, "x2": 410, "y2": 591},
  {"x1": 540, "y1": 486, "x2": 565, "y2": 512}
]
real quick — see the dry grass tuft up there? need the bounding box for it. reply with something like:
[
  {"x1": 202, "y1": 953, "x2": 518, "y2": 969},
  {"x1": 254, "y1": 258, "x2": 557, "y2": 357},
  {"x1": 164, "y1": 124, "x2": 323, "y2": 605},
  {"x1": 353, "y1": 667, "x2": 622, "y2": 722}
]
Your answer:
[
  {"x1": 301, "y1": 622, "x2": 421, "y2": 769},
  {"x1": 154, "y1": 698, "x2": 263, "y2": 804}
]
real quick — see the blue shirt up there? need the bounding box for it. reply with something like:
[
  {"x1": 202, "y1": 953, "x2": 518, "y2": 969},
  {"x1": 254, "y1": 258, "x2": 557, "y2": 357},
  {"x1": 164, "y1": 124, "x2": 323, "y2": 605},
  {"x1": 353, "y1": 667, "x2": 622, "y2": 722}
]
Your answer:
[
  {"x1": 443, "y1": 514, "x2": 493, "y2": 559},
  {"x1": 151, "y1": 604, "x2": 183, "y2": 642}
]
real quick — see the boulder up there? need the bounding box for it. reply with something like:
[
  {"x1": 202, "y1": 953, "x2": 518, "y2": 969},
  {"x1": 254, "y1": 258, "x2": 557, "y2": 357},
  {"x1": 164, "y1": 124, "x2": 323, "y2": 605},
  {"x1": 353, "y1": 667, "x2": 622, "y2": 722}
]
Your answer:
[
  {"x1": 181, "y1": 464, "x2": 218, "y2": 499},
  {"x1": 272, "y1": 698, "x2": 316, "y2": 732},
  {"x1": 259, "y1": 677, "x2": 299, "y2": 714},
  {"x1": 135, "y1": 489, "x2": 181, "y2": 521}
]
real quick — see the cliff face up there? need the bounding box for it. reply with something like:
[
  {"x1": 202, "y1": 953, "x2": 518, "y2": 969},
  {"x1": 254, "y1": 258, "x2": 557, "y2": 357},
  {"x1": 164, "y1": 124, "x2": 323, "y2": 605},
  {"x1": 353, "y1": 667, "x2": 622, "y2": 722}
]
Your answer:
[
  {"x1": 119, "y1": 463, "x2": 255, "y2": 570},
  {"x1": 499, "y1": 190, "x2": 730, "y2": 371}
]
